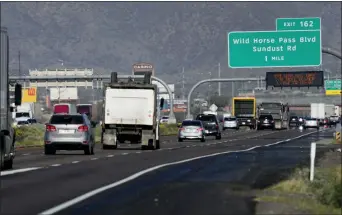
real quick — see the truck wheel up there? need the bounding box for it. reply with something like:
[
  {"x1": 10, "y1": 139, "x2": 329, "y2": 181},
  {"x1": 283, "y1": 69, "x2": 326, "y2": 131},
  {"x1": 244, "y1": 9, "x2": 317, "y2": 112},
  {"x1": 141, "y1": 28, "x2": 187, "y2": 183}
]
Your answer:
[
  {"x1": 3, "y1": 158, "x2": 13, "y2": 170},
  {"x1": 178, "y1": 138, "x2": 183, "y2": 142}
]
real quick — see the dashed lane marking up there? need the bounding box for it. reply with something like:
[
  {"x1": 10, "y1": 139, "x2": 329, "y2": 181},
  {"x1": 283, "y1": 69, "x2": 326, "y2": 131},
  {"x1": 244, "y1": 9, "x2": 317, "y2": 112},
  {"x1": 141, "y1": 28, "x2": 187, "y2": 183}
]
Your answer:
[
  {"x1": 71, "y1": 161, "x2": 80, "y2": 164},
  {"x1": 50, "y1": 164, "x2": 61, "y2": 167},
  {"x1": 39, "y1": 130, "x2": 321, "y2": 215}
]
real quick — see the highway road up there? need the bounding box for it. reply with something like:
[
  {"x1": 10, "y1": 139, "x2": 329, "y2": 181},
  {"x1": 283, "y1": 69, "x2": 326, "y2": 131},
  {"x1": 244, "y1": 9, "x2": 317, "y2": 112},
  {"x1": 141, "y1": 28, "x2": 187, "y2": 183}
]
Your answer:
[{"x1": 0, "y1": 128, "x2": 333, "y2": 215}]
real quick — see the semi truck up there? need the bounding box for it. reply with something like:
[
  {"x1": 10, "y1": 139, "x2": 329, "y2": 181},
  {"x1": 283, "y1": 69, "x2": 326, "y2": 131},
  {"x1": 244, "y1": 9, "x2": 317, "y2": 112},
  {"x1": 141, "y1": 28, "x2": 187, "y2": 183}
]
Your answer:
[
  {"x1": 257, "y1": 102, "x2": 290, "y2": 130},
  {"x1": 1, "y1": 27, "x2": 22, "y2": 170},
  {"x1": 101, "y1": 72, "x2": 163, "y2": 150},
  {"x1": 232, "y1": 97, "x2": 257, "y2": 129}
]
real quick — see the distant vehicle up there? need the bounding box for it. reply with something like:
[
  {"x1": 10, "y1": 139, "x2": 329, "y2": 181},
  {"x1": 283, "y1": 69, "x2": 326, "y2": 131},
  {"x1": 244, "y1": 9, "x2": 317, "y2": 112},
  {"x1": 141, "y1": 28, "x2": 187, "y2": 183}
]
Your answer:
[
  {"x1": 257, "y1": 114, "x2": 275, "y2": 130},
  {"x1": 223, "y1": 117, "x2": 239, "y2": 130},
  {"x1": 27, "y1": 118, "x2": 37, "y2": 124},
  {"x1": 289, "y1": 116, "x2": 299, "y2": 128},
  {"x1": 16, "y1": 120, "x2": 29, "y2": 127},
  {"x1": 195, "y1": 114, "x2": 221, "y2": 139},
  {"x1": 160, "y1": 116, "x2": 169, "y2": 124},
  {"x1": 329, "y1": 115, "x2": 340, "y2": 126},
  {"x1": 178, "y1": 120, "x2": 205, "y2": 142},
  {"x1": 232, "y1": 97, "x2": 257, "y2": 129},
  {"x1": 44, "y1": 114, "x2": 96, "y2": 155},
  {"x1": 53, "y1": 103, "x2": 77, "y2": 115},
  {"x1": 303, "y1": 117, "x2": 319, "y2": 130},
  {"x1": 76, "y1": 104, "x2": 92, "y2": 119},
  {"x1": 322, "y1": 117, "x2": 331, "y2": 127}
]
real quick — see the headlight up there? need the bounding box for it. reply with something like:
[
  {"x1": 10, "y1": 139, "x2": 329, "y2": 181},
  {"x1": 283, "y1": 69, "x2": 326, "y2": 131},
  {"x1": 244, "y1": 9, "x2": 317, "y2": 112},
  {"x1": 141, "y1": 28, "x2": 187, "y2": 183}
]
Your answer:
[{"x1": 247, "y1": 120, "x2": 251, "y2": 122}]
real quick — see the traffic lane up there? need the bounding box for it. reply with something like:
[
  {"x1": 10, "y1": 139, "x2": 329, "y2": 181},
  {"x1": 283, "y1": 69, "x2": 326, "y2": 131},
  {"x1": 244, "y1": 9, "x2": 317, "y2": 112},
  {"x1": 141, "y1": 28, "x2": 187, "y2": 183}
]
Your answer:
[
  {"x1": 13, "y1": 134, "x2": 179, "y2": 156},
  {"x1": 11, "y1": 128, "x2": 258, "y2": 169},
  {"x1": 0, "y1": 129, "x2": 315, "y2": 215},
  {"x1": 13, "y1": 127, "x2": 251, "y2": 156},
  {"x1": 58, "y1": 130, "x2": 332, "y2": 215}
]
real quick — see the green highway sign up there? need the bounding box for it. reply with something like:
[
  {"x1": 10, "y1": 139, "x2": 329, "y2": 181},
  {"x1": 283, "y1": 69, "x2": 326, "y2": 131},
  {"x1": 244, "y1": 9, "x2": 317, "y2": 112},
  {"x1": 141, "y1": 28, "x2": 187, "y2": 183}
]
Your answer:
[
  {"x1": 276, "y1": 17, "x2": 321, "y2": 31},
  {"x1": 227, "y1": 30, "x2": 321, "y2": 68},
  {"x1": 325, "y1": 79, "x2": 341, "y2": 90}
]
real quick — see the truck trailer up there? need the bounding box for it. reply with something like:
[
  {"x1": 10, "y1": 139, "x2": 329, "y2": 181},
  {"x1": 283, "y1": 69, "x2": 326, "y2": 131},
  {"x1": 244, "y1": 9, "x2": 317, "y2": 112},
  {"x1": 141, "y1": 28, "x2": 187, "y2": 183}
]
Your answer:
[
  {"x1": 257, "y1": 102, "x2": 290, "y2": 130},
  {"x1": 1, "y1": 27, "x2": 22, "y2": 170},
  {"x1": 101, "y1": 72, "x2": 163, "y2": 150}
]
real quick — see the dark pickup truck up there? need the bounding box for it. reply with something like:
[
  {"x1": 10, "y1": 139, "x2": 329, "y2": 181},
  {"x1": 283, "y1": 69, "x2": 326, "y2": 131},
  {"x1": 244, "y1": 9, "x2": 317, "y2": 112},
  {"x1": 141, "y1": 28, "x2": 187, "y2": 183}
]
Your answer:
[{"x1": 196, "y1": 114, "x2": 221, "y2": 140}]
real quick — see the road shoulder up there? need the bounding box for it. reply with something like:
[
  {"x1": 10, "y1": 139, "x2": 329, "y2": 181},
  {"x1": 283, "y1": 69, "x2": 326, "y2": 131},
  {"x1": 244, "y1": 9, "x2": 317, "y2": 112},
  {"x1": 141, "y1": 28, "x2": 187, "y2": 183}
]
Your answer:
[{"x1": 254, "y1": 139, "x2": 342, "y2": 215}]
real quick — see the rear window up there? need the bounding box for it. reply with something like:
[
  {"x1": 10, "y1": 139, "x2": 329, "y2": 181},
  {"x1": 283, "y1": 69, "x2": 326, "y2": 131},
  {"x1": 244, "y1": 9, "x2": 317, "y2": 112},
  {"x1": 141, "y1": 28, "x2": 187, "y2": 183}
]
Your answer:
[
  {"x1": 259, "y1": 115, "x2": 273, "y2": 120},
  {"x1": 224, "y1": 118, "x2": 236, "y2": 121},
  {"x1": 182, "y1": 121, "x2": 201, "y2": 126},
  {"x1": 50, "y1": 115, "x2": 84, "y2": 124},
  {"x1": 196, "y1": 115, "x2": 216, "y2": 122},
  {"x1": 54, "y1": 105, "x2": 69, "y2": 114},
  {"x1": 77, "y1": 105, "x2": 91, "y2": 114}
]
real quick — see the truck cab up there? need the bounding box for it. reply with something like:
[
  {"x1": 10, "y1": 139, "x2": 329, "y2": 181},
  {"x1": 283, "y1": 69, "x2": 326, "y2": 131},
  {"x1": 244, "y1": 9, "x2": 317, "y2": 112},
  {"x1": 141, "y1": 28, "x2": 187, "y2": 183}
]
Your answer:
[{"x1": 232, "y1": 97, "x2": 257, "y2": 129}]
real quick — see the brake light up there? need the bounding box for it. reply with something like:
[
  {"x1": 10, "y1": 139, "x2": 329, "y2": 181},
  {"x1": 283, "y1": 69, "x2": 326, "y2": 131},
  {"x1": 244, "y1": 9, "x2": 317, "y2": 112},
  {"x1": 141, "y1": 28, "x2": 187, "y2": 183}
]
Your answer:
[
  {"x1": 179, "y1": 127, "x2": 185, "y2": 131},
  {"x1": 46, "y1": 124, "x2": 56, "y2": 132},
  {"x1": 197, "y1": 128, "x2": 203, "y2": 131},
  {"x1": 78, "y1": 125, "x2": 88, "y2": 132},
  {"x1": 216, "y1": 125, "x2": 219, "y2": 128}
]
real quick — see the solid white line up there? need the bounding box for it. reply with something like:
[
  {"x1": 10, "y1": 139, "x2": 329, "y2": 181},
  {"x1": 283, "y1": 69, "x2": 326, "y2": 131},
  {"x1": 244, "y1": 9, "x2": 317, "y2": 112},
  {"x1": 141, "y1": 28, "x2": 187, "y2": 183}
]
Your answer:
[
  {"x1": 51, "y1": 164, "x2": 61, "y2": 167},
  {"x1": 38, "y1": 130, "x2": 320, "y2": 215},
  {"x1": 1, "y1": 167, "x2": 42, "y2": 176},
  {"x1": 71, "y1": 161, "x2": 80, "y2": 164}
]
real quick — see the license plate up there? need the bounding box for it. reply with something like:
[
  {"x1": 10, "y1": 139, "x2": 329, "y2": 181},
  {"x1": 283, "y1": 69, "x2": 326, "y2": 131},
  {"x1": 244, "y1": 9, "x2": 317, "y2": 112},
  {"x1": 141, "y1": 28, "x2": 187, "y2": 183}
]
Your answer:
[{"x1": 59, "y1": 129, "x2": 75, "y2": 134}]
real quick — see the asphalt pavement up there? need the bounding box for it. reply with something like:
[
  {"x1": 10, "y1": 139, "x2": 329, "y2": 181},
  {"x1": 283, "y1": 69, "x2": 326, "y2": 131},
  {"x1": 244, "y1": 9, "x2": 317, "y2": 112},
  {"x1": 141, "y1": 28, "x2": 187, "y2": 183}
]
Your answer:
[{"x1": 0, "y1": 127, "x2": 332, "y2": 215}]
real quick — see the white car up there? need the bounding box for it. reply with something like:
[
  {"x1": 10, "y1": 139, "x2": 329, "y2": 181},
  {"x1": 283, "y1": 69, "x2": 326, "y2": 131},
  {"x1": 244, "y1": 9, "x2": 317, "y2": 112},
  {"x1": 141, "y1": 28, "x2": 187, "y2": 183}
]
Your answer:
[
  {"x1": 223, "y1": 117, "x2": 239, "y2": 130},
  {"x1": 159, "y1": 116, "x2": 169, "y2": 124},
  {"x1": 304, "y1": 118, "x2": 319, "y2": 130}
]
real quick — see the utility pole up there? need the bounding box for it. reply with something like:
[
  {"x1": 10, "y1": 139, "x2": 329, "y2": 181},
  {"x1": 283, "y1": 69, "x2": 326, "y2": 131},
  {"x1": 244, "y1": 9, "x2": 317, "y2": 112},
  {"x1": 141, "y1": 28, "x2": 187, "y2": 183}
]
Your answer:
[
  {"x1": 18, "y1": 51, "x2": 21, "y2": 77},
  {"x1": 182, "y1": 67, "x2": 185, "y2": 100},
  {"x1": 218, "y1": 62, "x2": 221, "y2": 96}
]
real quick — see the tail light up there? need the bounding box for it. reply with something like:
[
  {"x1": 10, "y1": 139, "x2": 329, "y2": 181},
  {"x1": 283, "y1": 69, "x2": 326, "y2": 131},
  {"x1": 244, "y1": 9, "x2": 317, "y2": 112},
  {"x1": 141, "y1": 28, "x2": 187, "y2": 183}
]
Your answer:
[
  {"x1": 46, "y1": 124, "x2": 56, "y2": 132},
  {"x1": 197, "y1": 128, "x2": 203, "y2": 131},
  {"x1": 179, "y1": 127, "x2": 185, "y2": 131},
  {"x1": 216, "y1": 124, "x2": 219, "y2": 128},
  {"x1": 78, "y1": 125, "x2": 88, "y2": 132},
  {"x1": 324, "y1": 120, "x2": 327, "y2": 123}
]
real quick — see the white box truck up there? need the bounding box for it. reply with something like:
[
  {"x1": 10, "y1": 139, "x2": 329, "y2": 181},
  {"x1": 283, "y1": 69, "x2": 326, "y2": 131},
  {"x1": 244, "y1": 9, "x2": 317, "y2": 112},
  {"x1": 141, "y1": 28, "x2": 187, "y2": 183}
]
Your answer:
[
  {"x1": 101, "y1": 72, "x2": 163, "y2": 150},
  {"x1": 1, "y1": 27, "x2": 22, "y2": 170}
]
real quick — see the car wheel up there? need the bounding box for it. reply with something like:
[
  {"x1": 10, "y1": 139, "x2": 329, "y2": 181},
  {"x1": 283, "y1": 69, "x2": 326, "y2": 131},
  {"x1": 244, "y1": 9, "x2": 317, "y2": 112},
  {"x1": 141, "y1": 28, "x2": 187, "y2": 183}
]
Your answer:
[
  {"x1": 178, "y1": 138, "x2": 183, "y2": 142},
  {"x1": 44, "y1": 147, "x2": 56, "y2": 155},
  {"x1": 84, "y1": 147, "x2": 91, "y2": 155},
  {"x1": 200, "y1": 137, "x2": 205, "y2": 142}
]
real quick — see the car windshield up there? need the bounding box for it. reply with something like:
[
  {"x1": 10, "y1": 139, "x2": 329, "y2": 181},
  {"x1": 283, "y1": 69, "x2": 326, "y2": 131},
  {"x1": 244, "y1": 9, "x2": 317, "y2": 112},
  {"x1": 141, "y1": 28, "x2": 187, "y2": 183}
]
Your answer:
[
  {"x1": 182, "y1": 121, "x2": 201, "y2": 127},
  {"x1": 16, "y1": 112, "x2": 30, "y2": 118},
  {"x1": 50, "y1": 115, "x2": 84, "y2": 124},
  {"x1": 196, "y1": 115, "x2": 216, "y2": 122}
]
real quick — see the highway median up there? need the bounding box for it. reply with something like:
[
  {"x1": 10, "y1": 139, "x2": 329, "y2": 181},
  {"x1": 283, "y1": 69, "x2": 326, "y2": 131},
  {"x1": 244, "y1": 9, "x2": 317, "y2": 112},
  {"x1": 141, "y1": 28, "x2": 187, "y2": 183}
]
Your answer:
[{"x1": 15, "y1": 123, "x2": 179, "y2": 149}]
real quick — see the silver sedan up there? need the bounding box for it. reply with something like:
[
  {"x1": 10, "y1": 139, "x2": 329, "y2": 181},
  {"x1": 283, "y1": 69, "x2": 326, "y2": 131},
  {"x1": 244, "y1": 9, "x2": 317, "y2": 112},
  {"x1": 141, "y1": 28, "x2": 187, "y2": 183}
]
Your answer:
[{"x1": 178, "y1": 120, "x2": 205, "y2": 142}]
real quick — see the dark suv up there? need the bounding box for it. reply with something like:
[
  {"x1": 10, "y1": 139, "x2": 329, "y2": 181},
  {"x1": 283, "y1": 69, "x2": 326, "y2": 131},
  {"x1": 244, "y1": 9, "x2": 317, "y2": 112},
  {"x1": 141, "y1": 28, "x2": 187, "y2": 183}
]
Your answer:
[
  {"x1": 257, "y1": 114, "x2": 275, "y2": 130},
  {"x1": 289, "y1": 116, "x2": 299, "y2": 128},
  {"x1": 195, "y1": 114, "x2": 221, "y2": 140}
]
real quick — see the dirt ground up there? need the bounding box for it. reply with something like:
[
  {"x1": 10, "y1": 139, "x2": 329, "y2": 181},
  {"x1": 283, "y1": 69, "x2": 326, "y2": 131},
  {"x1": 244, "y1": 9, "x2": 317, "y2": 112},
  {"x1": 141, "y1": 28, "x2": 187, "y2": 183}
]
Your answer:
[{"x1": 254, "y1": 144, "x2": 342, "y2": 215}]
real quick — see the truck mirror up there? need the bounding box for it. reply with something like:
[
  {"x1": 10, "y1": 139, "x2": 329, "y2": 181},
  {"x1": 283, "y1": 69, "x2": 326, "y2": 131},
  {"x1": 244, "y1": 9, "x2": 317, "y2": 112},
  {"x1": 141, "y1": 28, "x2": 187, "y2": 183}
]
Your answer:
[
  {"x1": 14, "y1": 84, "x2": 22, "y2": 106},
  {"x1": 110, "y1": 72, "x2": 118, "y2": 84},
  {"x1": 160, "y1": 98, "x2": 164, "y2": 110}
]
